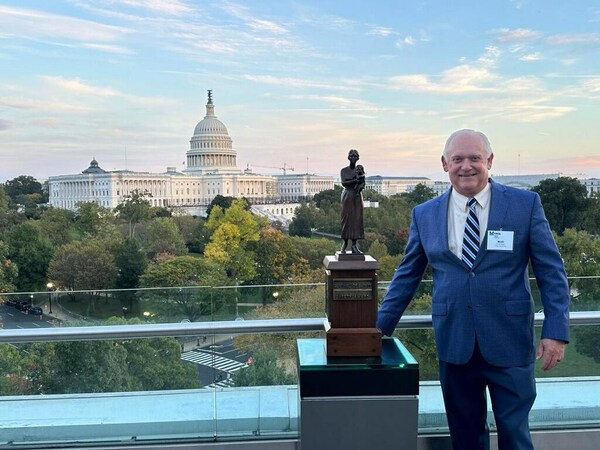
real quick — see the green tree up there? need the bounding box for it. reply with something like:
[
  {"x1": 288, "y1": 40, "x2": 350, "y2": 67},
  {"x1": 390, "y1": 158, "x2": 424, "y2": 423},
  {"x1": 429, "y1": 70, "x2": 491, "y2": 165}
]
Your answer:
[
  {"x1": 287, "y1": 236, "x2": 339, "y2": 269},
  {"x1": 231, "y1": 348, "x2": 296, "y2": 387},
  {"x1": 0, "y1": 241, "x2": 18, "y2": 293},
  {"x1": 288, "y1": 202, "x2": 314, "y2": 237},
  {"x1": 404, "y1": 183, "x2": 436, "y2": 206},
  {"x1": 4, "y1": 175, "x2": 44, "y2": 203},
  {"x1": 6, "y1": 222, "x2": 54, "y2": 291},
  {"x1": 573, "y1": 326, "x2": 600, "y2": 364},
  {"x1": 114, "y1": 190, "x2": 153, "y2": 238},
  {"x1": 37, "y1": 208, "x2": 76, "y2": 247},
  {"x1": 251, "y1": 226, "x2": 301, "y2": 285},
  {"x1": 313, "y1": 186, "x2": 343, "y2": 208},
  {"x1": 172, "y1": 214, "x2": 205, "y2": 252},
  {"x1": 139, "y1": 255, "x2": 232, "y2": 321},
  {"x1": 234, "y1": 286, "x2": 324, "y2": 373},
  {"x1": 76, "y1": 201, "x2": 114, "y2": 236},
  {"x1": 103, "y1": 317, "x2": 200, "y2": 391},
  {"x1": 41, "y1": 339, "x2": 132, "y2": 394},
  {"x1": 393, "y1": 294, "x2": 438, "y2": 380},
  {"x1": 532, "y1": 177, "x2": 588, "y2": 234},
  {"x1": 143, "y1": 217, "x2": 188, "y2": 259},
  {"x1": 204, "y1": 199, "x2": 265, "y2": 281},
  {"x1": 115, "y1": 238, "x2": 147, "y2": 289},
  {"x1": 367, "y1": 239, "x2": 389, "y2": 260},
  {"x1": 582, "y1": 192, "x2": 600, "y2": 235},
  {"x1": 206, "y1": 195, "x2": 249, "y2": 217},
  {"x1": 47, "y1": 241, "x2": 118, "y2": 291}
]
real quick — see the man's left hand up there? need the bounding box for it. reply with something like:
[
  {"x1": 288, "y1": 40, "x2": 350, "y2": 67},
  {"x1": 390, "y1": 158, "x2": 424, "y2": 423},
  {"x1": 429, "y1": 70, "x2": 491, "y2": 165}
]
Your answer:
[{"x1": 536, "y1": 338, "x2": 565, "y2": 371}]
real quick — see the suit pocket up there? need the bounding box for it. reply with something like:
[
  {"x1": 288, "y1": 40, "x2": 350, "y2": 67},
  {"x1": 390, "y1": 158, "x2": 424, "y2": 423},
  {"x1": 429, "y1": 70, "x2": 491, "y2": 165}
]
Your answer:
[
  {"x1": 505, "y1": 300, "x2": 532, "y2": 315},
  {"x1": 432, "y1": 303, "x2": 447, "y2": 316}
]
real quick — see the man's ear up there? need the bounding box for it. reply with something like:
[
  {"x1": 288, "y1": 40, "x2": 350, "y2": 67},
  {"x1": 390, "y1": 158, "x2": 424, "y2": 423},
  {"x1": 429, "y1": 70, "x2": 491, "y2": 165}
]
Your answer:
[
  {"x1": 487, "y1": 153, "x2": 494, "y2": 170},
  {"x1": 441, "y1": 155, "x2": 449, "y2": 172}
]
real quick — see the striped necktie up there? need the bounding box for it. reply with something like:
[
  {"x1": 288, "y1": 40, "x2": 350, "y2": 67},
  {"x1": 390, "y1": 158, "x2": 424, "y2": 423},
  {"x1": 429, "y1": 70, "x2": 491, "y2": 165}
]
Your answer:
[{"x1": 462, "y1": 197, "x2": 480, "y2": 269}]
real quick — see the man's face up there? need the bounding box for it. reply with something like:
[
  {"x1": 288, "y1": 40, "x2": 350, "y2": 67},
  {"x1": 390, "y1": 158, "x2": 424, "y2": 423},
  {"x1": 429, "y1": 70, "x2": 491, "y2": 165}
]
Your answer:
[{"x1": 441, "y1": 132, "x2": 493, "y2": 197}]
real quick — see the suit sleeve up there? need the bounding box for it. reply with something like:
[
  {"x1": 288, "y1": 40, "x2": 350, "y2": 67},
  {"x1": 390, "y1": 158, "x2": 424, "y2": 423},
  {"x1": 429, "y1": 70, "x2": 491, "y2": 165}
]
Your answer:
[
  {"x1": 528, "y1": 193, "x2": 570, "y2": 342},
  {"x1": 377, "y1": 207, "x2": 429, "y2": 336}
]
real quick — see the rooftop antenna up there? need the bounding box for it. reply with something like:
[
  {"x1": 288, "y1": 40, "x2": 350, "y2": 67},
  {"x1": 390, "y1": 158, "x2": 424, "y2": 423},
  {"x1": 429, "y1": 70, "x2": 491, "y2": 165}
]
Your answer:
[
  {"x1": 125, "y1": 145, "x2": 128, "y2": 171},
  {"x1": 306, "y1": 157, "x2": 309, "y2": 174}
]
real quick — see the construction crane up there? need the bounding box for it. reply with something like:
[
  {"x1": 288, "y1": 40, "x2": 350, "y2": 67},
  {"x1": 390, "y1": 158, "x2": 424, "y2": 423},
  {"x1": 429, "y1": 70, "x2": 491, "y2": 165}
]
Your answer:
[{"x1": 246, "y1": 162, "x2": 295, "y2": 175}]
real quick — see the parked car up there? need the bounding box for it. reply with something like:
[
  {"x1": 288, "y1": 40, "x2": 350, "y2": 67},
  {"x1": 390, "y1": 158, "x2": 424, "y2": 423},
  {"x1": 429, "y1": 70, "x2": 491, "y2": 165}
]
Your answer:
[
  {"x1": 16, "y1": 302, "x2": 31, "y2": 312},
  {"x1": 4, "y1": 299, "x2": 16, "y2": 307},
  {"x1": 28, "y1": 306, "x2": 43, "y2": 316}
]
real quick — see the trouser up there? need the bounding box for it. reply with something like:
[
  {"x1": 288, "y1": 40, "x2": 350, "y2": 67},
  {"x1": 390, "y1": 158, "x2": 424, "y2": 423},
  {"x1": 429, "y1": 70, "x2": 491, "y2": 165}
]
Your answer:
[{"x1": 438, "y1": 342, "x2": 536, "y2": 450}]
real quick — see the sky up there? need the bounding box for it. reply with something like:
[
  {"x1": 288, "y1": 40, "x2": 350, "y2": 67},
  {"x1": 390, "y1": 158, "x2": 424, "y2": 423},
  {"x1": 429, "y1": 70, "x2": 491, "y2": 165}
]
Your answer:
[{"x1": 1, "y1": 1, "x2": 600, "y2": 183}]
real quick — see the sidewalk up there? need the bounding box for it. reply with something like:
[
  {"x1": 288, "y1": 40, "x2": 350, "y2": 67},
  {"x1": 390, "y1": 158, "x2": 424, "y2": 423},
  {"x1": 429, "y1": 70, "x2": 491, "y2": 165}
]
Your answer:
[{"x1": 38, "y1": 298, "x2": 83, "y2": 323}]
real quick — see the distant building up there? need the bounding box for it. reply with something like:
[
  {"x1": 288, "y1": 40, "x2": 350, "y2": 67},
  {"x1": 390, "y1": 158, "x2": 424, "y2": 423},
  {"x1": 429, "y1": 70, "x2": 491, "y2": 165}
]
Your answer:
[
  {"x1": 272, "y1": 173, "x2": 334, "y2": 202},
  {"x1": 364, "y1": 176, "x2": 433, "y2": 196},
  {"x1": 581, "y1": 178, "x2": 600, "y2": 196},
  {"x1": 48, "y1": 91, "x2": 333, "y2": 218}
]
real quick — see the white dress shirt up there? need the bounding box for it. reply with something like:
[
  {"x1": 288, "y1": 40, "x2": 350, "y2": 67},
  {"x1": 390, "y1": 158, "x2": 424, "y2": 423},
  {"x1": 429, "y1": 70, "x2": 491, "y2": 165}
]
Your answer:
[{"x1": 447, "y1": 182, "x2": 491, "y2": 260}]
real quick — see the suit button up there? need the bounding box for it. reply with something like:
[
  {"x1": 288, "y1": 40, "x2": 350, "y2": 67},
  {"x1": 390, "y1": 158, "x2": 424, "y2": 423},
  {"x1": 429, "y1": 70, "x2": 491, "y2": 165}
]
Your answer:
[
  {"x1": 467, "y1": 305, "x2": 472, "y2": 309},
  {"x1": 470, "y1": 272, "x2": 475, "y2": 277}
]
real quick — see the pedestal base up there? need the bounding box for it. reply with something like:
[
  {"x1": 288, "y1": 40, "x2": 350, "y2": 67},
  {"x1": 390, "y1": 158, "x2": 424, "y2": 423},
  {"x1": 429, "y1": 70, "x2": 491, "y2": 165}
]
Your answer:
[
  {"x1": 300, "y1": 395, "x2": 417, "y2": 450},
  {"x1": 297, "y1": 338, "x2": 419, "y2": 450},
  {"x1": 326, "y1": 327, "x2": 381, "y2": 357}
]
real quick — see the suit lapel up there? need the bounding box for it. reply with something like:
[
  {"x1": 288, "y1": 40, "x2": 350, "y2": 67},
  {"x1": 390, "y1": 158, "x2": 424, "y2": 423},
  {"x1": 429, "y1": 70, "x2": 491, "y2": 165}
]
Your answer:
[
  {"x1": 435, "y1": 189, "x2": 461, "y2": 264},
  {"x1": 474, "y1": 180, "x2": 509, "y2": 266}
]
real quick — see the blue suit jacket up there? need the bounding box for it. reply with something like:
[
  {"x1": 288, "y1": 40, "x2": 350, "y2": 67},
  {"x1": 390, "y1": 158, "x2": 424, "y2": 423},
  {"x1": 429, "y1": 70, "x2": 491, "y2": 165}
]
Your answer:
[{"x1": 377, "y1": 180, "x2": 570, "y2": 367}]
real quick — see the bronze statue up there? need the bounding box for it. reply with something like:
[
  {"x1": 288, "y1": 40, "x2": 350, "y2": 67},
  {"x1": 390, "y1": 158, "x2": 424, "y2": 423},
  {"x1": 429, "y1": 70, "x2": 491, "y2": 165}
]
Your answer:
[{"x1": 340, "y1": 149, "x2": 365, "y2": 253}]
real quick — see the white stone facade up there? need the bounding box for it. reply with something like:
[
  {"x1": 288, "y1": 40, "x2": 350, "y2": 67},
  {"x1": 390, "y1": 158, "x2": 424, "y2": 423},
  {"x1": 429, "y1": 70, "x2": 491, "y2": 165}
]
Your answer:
[
  {"x1": 48, "y1": 91, "x2": 332, "y2": 215},
  {"x1": 274, "y1": 174, "x2": 334, "y2": 202},
  {"x1": 364, "y1": 176, "x2": 433, "y2": 196}
]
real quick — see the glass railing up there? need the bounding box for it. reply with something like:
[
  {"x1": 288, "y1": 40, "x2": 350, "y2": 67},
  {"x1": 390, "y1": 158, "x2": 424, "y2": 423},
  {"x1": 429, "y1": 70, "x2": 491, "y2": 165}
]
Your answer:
[{"x1": 0, "y1": 279, "x2": 599, "y2": 447}]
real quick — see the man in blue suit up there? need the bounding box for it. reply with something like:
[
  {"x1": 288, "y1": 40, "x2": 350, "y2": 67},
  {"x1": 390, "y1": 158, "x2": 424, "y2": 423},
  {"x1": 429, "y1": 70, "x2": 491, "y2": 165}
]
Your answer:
[{"x1": 377, "y1": 129, "x2": 570, "y2": 449}]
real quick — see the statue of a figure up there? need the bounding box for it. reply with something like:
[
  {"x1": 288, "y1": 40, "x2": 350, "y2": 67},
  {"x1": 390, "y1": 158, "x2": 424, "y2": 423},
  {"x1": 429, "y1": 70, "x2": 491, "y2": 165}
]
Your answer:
[{"x1": 340, "y1": 149, "x2": 365, "y2": 254}]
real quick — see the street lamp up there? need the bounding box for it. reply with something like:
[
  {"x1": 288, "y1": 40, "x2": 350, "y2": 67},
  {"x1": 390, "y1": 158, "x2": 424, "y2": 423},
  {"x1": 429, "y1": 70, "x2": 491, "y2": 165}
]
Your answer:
[{"x1": 46, "y1": 282, "x2": 54, "y2": 314}]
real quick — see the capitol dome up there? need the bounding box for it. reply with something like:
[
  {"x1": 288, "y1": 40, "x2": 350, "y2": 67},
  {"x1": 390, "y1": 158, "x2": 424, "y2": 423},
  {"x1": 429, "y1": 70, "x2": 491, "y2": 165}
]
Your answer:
[
  {"x1": 185, "y1": 90, "x2": 239, "y2": 174},
  {"x1": 193, "y1": 115, "x2": 229, "y2": 136}
]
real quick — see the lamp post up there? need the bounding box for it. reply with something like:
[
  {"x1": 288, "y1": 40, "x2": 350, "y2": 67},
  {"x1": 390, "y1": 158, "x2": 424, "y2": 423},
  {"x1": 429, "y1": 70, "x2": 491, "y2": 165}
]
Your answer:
[{"x1": 46, "y1": 282, "x2": 54, "y2": 314}]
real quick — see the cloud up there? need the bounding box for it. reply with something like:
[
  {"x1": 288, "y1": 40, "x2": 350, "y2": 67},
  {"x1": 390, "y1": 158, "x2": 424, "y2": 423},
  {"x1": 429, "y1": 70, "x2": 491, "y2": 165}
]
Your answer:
[
  {"x1": 389, "y1": 64, "x2": 498, "y2": 93},
  {"x1": 0, "y1": 119, "x2": 13, "y2": 131},
  {"x1": 520, "y1": 52, "x2": 543, "y2": 61},
  {"x1": 81, "y1": 43, "x2": 133, "y2": 54},
  {"x1": 0, "y1": 96, "x2": 96, "y2": 113},
  {"x1": 0, "y1": 5, "x2": 131, "y2": 42},
  {"x1": 41, "y1": 76, "x2": 121, "y2": 97},
  {"x1": 108, "y1": 0, "x2": 193, "y2": 16},
  {"x1": 545, "y1": 33, "x2": 600, "y2": 45},
  {"x1": 477, "y1": 46, "x2": 502, "y2": 67},
  {"x1": 243, "y1": 74, "x2": 359, "y2": 92},
  {"x1": 288, "y1": 94, "x2": 377, "y2": 111},
  {"x1": 219, "y1": 2, "x2": 288, "y2": 34},
  {"x1": 494, "y1": 28, "x2": 541, "y2": 43},
  {"x1": 395, "y1": 35, "x2": 416, "y2": 48},
  {"x1": 367, "y1": 26, "x2": 395, "y2": 37}
]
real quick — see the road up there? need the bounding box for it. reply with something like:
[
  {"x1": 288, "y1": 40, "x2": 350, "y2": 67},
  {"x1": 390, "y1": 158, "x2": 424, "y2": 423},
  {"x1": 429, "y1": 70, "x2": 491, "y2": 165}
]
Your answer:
[
  {"x1": 0, "y1": 304, "x2": 56, "y2": 329},
  {"x1": 181, "y1": 338, "x2": 252, "y2": 388}
]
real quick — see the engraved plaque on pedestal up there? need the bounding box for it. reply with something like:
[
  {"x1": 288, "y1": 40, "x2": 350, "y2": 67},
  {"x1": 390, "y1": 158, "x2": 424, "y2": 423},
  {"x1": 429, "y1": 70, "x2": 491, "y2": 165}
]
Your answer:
[{"x1": 323, "y1": 254, "x2": 381, "y2": 357}]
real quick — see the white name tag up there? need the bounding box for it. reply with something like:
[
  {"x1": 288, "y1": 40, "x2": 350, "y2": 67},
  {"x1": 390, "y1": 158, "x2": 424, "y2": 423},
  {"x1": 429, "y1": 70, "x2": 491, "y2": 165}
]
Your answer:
[{"x1": 487, "y1": 230, "x2": 514, "y2": 251}]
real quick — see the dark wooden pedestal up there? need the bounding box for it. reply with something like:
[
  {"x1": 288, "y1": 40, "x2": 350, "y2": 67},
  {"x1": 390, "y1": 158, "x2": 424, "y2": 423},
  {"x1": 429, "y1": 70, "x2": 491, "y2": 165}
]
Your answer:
[{"x1": 323, "y1": 254, "x2": 381, "y2": 357}]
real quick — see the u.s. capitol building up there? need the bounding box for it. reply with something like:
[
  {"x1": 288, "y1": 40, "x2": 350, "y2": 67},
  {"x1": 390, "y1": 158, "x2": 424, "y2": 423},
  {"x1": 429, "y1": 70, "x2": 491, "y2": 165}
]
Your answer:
[{"x1": 48, "y1": 91, "x2": 334, "y2": 219}]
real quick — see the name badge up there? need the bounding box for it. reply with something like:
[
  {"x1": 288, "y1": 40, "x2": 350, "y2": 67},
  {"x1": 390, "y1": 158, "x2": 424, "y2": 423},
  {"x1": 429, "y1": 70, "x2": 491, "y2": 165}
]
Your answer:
[{"x1": 487, "y1": 230, "x2": 514, "y2": 251}]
